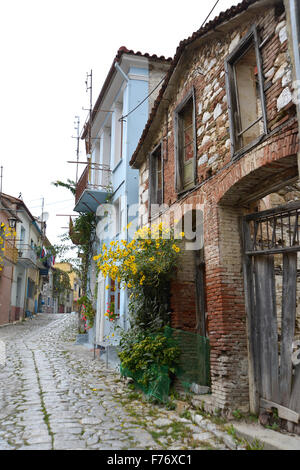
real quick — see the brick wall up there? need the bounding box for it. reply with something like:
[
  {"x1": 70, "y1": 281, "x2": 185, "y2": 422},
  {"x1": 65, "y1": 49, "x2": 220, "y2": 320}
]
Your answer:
[{"x1": 170, "y1": 243, "x2": 197, "y2": 331}]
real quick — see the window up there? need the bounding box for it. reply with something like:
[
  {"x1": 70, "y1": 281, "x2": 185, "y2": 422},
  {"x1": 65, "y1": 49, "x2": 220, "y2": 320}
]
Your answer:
[
  {"x1": 110, "y1": 278, "x2": 120, "y2": 315},
  {"x1": 27, "y1": 278, "x2": 35, "y2": 299},
  {"x1": 149, "y1": 142, "x2": 163, "y2": 217},
  {"x1": 113, "y1": 197, "x2": 123, "y2": 236},
  {"x1": 225, "y1": 25, "x2": 267, "y2": 156},
  {"x1": 19, "y1": 226, "x2": 25, "y2": 249},
  {"x1": 174, "y1": 88, "x2": 196, "y2": 193},
  {"x1": 101, "y1": 124, "x2": 111, "y2": 188}
]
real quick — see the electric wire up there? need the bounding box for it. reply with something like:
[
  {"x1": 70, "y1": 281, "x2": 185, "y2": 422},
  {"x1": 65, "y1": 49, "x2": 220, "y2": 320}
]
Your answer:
[
  {"x1": 28, "y1": 199, "x2": 74, "y2": 210},
  {"x1": 119, "y1": 0, "x2": 220, "y2": 123}
]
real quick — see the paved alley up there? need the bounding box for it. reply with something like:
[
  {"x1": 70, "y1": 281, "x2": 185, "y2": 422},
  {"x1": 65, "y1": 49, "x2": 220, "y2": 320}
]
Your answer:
[{"x1": 0, "y1": 314, "x2": 230, "y2": 450}]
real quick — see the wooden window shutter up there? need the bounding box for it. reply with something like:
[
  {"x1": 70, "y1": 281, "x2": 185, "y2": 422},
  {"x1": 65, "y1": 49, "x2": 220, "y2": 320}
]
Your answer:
[
  {"x1": 192, "y1": 90, "x2": 197, "y2": 186},
  {"x1": 160, "y1": 142, "x2": 164, "y2": 205},
  {"x1": 148, "y1": 153, "x2": 155, "y2": 218},
  {"x1": 225, "y1": 59, "x2": 240, "y2": 154},
  {"x1": 175, "y1": 113, "x2": 184, "y2": 192}
]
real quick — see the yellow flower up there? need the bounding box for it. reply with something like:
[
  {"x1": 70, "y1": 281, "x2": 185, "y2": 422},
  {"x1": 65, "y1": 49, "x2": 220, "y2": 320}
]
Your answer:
[
  {"x1": 149, "y1": 257, "x2": 154, "y2": 262},
  {"x1": 172, "y1": 244, "x2": 180, "y2": 252},
  {"x1": 179, "y1": 232, "x2": 185, "y2": 237}
]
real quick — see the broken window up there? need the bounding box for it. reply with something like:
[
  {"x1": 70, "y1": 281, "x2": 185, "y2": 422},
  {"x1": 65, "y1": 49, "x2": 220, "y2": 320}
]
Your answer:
[
  {"x1": 174, "y1": 88, "x2": 196, "y2": 193},
  {"x1": 149, "y1": 142, "x2": 163, "y2": 217},
  {"x1": 225, "y1": 26, "x2": 267, "y2": 156}
]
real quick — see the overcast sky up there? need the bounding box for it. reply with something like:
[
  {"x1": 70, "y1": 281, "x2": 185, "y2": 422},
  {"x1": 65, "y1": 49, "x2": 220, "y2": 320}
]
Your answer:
[{"x1": 0, "y1": 0, "x2": 240, "y2": 247}]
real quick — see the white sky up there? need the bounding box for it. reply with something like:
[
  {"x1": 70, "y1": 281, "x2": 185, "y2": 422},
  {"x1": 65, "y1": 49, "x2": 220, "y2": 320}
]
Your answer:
[{"x1": 0, "y1": 0, "x2": 240, "y2": 247}]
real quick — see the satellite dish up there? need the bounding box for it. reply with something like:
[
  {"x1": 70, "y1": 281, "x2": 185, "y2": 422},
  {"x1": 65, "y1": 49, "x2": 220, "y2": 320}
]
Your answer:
[{"x1": 40, "y1": 212, "x2": 49, "y2": 222}]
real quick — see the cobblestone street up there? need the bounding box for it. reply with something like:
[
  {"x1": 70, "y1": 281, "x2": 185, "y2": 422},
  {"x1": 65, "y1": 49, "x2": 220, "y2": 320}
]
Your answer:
[{"x1": 0, "y1": 314, "x2": 232, "y2": 450}]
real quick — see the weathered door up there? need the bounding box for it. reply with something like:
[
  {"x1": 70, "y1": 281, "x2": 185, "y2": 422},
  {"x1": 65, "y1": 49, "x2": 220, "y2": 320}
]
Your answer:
[{"x1": 243, "y1": 201, "x2": 300, "y2": 432}]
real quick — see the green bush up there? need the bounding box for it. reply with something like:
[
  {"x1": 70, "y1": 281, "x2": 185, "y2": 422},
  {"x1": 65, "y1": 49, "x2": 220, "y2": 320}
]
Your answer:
[{"x1": 118, "y1": 331, "x2": 180, "y2": 388}]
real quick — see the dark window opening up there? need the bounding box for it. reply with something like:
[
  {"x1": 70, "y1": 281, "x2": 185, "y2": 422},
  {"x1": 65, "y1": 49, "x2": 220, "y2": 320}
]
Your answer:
[
  {"x1": 27, "y1": 279, "x2": 35, "y2": 299},
  {"x1": 180, "y1": 98, "x2": 195, "y2": 188},
  {"x1": 149, "y1": 143, "x2": 163, "y2": 217}
]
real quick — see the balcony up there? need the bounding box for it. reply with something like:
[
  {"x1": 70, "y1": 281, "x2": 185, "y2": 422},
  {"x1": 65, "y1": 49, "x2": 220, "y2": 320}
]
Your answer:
[
  {"x1": 74, "y1": 163, "x2": 111, "y2": 213},
  {"x1": 3, "y1": 239, "x2": 18, "y2": 266},
  {"x1": 18, "y1": 244, "x2": 37, "y2": 267}
]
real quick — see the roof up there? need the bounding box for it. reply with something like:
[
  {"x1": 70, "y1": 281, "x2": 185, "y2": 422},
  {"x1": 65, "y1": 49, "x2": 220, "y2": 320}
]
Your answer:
[
  {"x1": 0, "y1": 193, "x2": 40, "y2": 225},
  {"x1": 129, "y1": 0, "x2": 270, "y2": 167},
  {"x1": 81, "y1": 47, "x2": 172, "y2": 139},
  {"x1": 0, "y1": 194, "x2": 22, "y2": 223}
]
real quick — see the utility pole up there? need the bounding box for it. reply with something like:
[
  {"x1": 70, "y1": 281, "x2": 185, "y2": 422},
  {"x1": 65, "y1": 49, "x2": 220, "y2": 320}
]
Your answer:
[
  {"x1": 72, "y1": 116, "x2": 80, "y2": 184},
  {"x1": 85, "y1": 69, "x2": 93, "y2": 157},
  {"x1": 42, "y1": 197, "x2": 45, "y2": 241}
]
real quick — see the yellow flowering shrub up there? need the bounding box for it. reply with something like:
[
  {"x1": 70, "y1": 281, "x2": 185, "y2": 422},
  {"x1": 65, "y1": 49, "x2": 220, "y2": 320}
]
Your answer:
[
  {"x1": 0, "y1": 222, "x2": 17, "y2": 272},
  {"x1": 94, "y1": 222, "x2": 181, "y2": 289}
]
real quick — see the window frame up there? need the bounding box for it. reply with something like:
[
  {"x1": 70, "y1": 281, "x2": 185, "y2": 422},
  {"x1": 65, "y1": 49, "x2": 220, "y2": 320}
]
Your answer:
[
  {"x1": 148, "y1": 141, "x2": 164, "y2": 219},
  {"x1": 174, "y1": 87, "x2": 197, "y2": 194},
  {"x1": 225, "y1": 25, "x2": 268, "y2": 159}
]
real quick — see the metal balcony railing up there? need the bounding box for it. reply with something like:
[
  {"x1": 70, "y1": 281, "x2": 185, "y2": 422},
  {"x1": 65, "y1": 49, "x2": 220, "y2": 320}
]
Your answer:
[
  {"x1": 75, "y1": 163, "x2": 111, "y2": 204},
  {"x1": 18, "y1": 244, "x2": 37, "y2": 266}
]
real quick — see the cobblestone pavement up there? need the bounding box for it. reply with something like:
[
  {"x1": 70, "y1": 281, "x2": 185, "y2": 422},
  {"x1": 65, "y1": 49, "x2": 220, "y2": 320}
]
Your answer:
[{"x1": 0, "y1": 313, "x2": 235, "y2": 450}]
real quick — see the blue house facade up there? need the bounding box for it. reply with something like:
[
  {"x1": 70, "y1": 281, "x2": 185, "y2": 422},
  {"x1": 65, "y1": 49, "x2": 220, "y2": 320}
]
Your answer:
[{"x1": 74, "y1": 47, "x2": 170, "y2": 352}]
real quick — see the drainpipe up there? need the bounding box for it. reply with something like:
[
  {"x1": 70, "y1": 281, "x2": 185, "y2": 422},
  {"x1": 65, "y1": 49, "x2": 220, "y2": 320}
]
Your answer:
[
  {"x1": 114, "y1": 61, "x2": 130, "y2": 332},
  {"x1": 289, "y1": 0, "x2": 300, "y2": 87},
  {"x1": 114, "y1": 62, "x2": 129, "y2": 82},
  {"x1": 285, "y1": 0, "x2": 300, "y2": 174}
]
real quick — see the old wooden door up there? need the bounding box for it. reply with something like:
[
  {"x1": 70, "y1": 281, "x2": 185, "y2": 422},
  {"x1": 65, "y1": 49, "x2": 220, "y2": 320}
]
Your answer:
[{"x1": 243, "y1": 201, "x2": 300, "y2": 432}]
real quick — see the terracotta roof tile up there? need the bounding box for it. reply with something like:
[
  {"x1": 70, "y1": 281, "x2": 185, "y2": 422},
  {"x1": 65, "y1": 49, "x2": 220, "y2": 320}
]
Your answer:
[{"x1": 82, "y1": 47, "x2": 172, "y2": 139}]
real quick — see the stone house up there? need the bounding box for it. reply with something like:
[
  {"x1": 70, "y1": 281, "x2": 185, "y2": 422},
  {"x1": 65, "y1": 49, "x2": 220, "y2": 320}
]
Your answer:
[
  {"x1": 0, "y1": 195, "x2": 19, "y2": 325},
  {"x1": 54, "y1": 262, "x2": 77, "y2": 313},
  {"x1": 130, "y1": 0, "x2": 300, "y2": 430},
  {"x1": 0, "y1": 193, "x2": 48, "y2": 323}
]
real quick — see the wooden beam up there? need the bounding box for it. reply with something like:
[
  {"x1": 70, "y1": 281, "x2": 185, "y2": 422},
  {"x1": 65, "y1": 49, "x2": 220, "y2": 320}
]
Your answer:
[
  {"x1": 260, "y1": 398, "x2": 299, "y2": 424},
  {"x1": 246, "y1": 246, "x2": 300, "y2": 256},
  {"x1": 254, "y1": 256, "x2": 279, "y2": 402}
]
